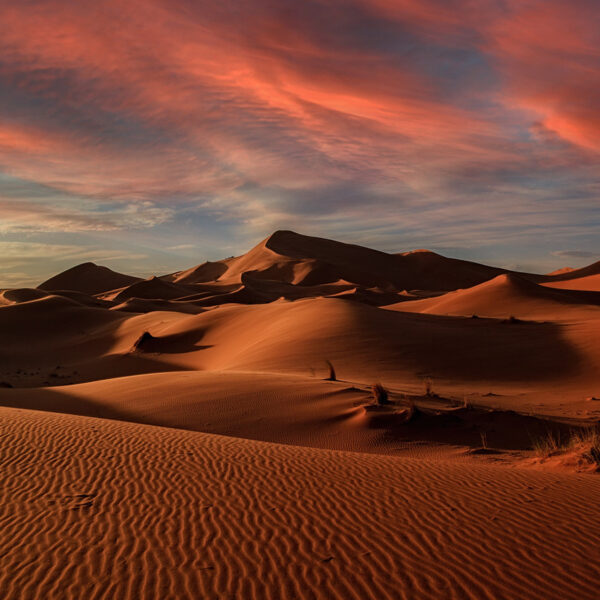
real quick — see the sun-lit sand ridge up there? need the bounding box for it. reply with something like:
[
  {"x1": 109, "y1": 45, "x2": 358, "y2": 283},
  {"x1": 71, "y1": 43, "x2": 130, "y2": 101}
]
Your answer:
[{"x1": 1, "y1": 230, "x2": 599, "y2": 599}]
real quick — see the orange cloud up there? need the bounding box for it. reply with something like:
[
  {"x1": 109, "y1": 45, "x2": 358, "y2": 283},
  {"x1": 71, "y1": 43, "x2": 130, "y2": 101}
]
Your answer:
[{"x1": 485, "y1": 0, "x2": 600, "y2": 152}]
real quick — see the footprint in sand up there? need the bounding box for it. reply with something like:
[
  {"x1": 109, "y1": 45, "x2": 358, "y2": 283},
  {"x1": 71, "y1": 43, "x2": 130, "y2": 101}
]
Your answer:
[{"x1": 64, "y1": 493, "x2": 97, "y2": 511}]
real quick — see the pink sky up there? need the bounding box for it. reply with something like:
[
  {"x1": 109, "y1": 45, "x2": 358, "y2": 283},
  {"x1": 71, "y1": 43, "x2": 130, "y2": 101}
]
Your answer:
[{"x1": 0, "y1": 0, "x2": 598, "y2": 285}]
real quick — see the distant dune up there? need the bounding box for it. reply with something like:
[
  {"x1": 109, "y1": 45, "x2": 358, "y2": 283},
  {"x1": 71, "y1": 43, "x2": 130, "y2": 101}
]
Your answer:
[
  {"x1": 38, "y1": 262, "x2": 142, "y2": 295},
  {"x1": 1, "y1": 231, "x2": 598, "y2": 600},
  {"x1": 543, "y1": 273, "x2": 600, "y2": 292},
  {"x1": 388, "y1": 273, "x2": 600, "y2": 320},
  {"x1": 161, "y1": 230, "x2": 519, "y2": 294}
]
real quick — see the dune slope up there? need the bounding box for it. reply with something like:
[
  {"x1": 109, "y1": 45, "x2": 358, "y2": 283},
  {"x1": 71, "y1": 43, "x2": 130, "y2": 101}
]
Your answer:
[
  {"x1": 543, "y1": 273, "x2": 600, "y2": 292},
  {"x1": 388, "y1": 273, "x2": 600, "y2": 320}
]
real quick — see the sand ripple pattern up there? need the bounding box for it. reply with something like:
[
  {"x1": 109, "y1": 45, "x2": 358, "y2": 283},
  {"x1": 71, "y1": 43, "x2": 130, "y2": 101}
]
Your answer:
[{"x1": 0, "y1": 407, "x2": 599, "y2": 600}]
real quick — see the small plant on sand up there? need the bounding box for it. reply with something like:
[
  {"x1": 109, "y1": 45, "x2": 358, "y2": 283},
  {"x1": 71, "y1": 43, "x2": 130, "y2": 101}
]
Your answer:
[
  {"x1": 423, "y1": 377, "x2": 434, "y2": 397},
  {"x1": 570, "y1": 428, "x2": 600, "y2": 465},
  {"x1": 479, "y1": 432, "x2": 488, "y2": 449},
  {"x1": 502, "y1": 315, "x2": 522, "y2": 324},
  {"x1": 371, "y1": 383, "x2": 389, "y2": 405},
  {"x1": 533, "y1": 428, "x2": 600, "y2": 467},
  {"x1": 532, "y1": 431, "x2": 562, "y2": 457},
  {"x1": 325, "y1": 360, "x2": 337, "y2": 381}
]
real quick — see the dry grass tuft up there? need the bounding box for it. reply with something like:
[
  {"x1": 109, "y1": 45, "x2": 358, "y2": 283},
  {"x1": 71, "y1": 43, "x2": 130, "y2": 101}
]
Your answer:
[
  {"x1": 325, "y1": 360, "x2": 336, "y2": 381},
  {"x1": 570, "y1": 428, "x2": 600, "y2": 465},
  {"x1": 371, "y1": 383, "x2": 389, "y2": 405},
  {"x1": 533, "y1": 428, "x2": 600, "y2": 466},
  {"x1": 532, "y1": 431, "x2": 562, "y2": 456}
]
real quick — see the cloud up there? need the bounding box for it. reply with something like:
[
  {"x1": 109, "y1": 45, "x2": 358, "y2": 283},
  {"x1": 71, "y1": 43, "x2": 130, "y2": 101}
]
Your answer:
[
  {"x1": 165, "y1": 244, "x2": 198, "y2": 251},
  {"x1": 0, "y1": 175, "x2": 175, "y2": 232},
  {"x1": 0, "y1": 0, "x2": 597, "y2": 279},
  {"x1": 552, "y1": 250, "x2": 597, "y2": 259},
  {"x1": 0, "y1": 241, "x2": 146, "y2": 262}
]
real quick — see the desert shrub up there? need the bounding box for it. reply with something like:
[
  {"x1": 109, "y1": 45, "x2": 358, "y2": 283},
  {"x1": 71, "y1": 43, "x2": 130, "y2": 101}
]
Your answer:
[
  {"x1": 325, "y1": 360, "x2": 336, "y2": 381},
  {"x1": 371, "y1": 383, "x2": 389, "y2": 405},
  {"x1": 533, "y1": 428, "x2": 600, "y2": 465},
  {"x1": 423, "y1": 377, "x2": 434, "y2": 397},
  {"x1": 502, "y1": 315, "x2": 522, "y2": 324},
  {"x1": 570, "y1": 428, "x2": 600, "y2": 465}
]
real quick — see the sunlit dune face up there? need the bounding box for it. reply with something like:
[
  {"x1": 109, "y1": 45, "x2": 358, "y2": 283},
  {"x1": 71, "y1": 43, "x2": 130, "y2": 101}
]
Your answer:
[{"x1": 0, "y1": 0, "x2": 597, "y2": 285}]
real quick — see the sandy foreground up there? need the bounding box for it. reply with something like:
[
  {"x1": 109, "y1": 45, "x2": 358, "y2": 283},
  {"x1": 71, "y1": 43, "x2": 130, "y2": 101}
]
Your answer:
[
  {"x1": 2, "y1": 407, "x2": 599, "y2": 600},
  {"x1": 1, "y1": 231, "x2": 599, "y2": 599}
]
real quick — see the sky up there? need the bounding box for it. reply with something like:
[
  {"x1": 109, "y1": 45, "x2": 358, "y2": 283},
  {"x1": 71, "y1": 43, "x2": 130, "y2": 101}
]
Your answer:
[{"x1": 0, "y1": 0, "x2": 599, "y2": 287}]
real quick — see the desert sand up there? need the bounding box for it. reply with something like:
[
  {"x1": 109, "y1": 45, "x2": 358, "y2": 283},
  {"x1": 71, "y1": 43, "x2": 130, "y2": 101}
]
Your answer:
[{"x1": 1, "y1": 230, "x2": 599, "y2": 599}]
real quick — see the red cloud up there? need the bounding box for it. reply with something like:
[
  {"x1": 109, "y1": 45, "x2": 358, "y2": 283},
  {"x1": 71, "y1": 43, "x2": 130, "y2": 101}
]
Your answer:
[
  {"x1": 0, "y1": 0, "x2": 597, "y2": 225},
  {"x1": 486, "y1": 0, "x2": 600, "y2": 152}
]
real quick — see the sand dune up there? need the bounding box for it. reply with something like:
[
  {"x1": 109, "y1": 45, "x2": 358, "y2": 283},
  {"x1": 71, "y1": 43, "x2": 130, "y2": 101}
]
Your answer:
[
  {"x1": 543, "y1": 273, "x2": 600, "y2": 292},
  {"x1": 169, "y1": 260, "x2": 229, "y2": 284},
  {"x1": 1, "y1": 290, "x2": 598, "y2": 405},
  {"x1": 163, "y1": 230, "x2": 524, "y2": 293},
  {"x1": 387, "y1": 273, "x2": 600, "y2": 320},
  {"x1": 112, "y1": 297, "x2": 207, "y2": 314},
  {"x1": 1, "y1": 231, "x2": 599, "y2": 600},
  {"x1": 544, "y1": 260, "x2": 600, "y2": 282},
  {"x1": 104, "y1": 276, "x2": 198, "y2": 302},
  {"x1": 122, "y1": 298, "x2": 600, "y2": 396},
  {"x1": 0, "y1": 406, "x2": 598, "y2": 600},
  {"x1": 38, "y1": 262, "x2": 142, "y2": 295},
  {"x1": 0, "y1": 287, "x2": 50, "y2": 304},
  {"x1": 0, "y1": 370, "x2": 593, "y2": 455}
]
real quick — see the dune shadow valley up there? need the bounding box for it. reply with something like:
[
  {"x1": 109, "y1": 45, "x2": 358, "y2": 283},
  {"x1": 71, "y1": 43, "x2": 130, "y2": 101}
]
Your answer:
[{"x1": 0, "y1": 229, "x2": 599, "y2": 600}]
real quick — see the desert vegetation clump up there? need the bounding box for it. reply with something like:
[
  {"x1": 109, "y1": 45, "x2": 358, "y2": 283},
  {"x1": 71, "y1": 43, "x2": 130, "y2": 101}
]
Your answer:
[
  {"x1": 532, "y1": 431, "x2": 562, "y2": 456},
  {"x1": 423, "y1": 377, "x2": 434, "y2": 397},
  {"x1": 371, "y1": 383, "x2": 389, "y2": 405},
  {"x1": 325, "y1": 360, "x2": 337, "y2": 381},
  {"x1": 571, "y1": 428, "x2": 600, "y2": 466},
  {"x1": 502, "y1": 315, "x2": 522, "y2": 324},
  {"x1": 533, "y1": 428, "x2": 600, "y2": 467}
]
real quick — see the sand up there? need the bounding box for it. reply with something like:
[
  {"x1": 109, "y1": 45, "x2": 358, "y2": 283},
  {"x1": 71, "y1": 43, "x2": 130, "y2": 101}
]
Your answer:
[
  {"x1": 1, "y1": 407, "x2": 599, "y2": 600},
  {"x1": 0, "y1": 230, "x2": 598, "y2": 599}
]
